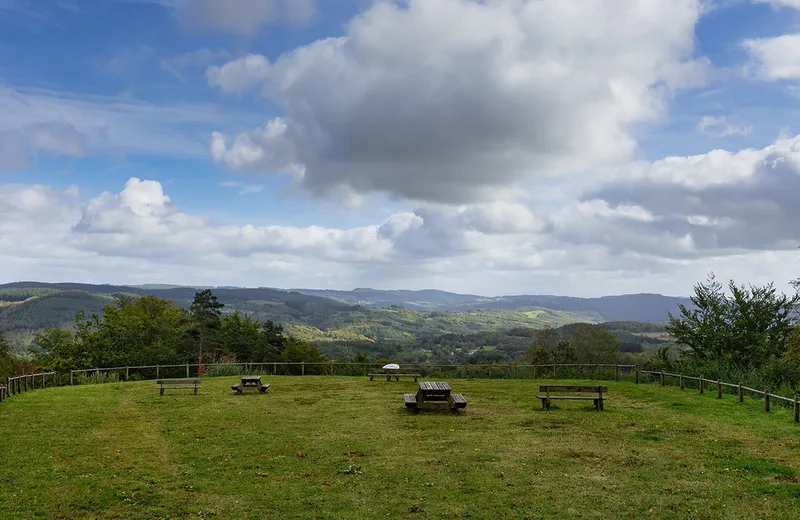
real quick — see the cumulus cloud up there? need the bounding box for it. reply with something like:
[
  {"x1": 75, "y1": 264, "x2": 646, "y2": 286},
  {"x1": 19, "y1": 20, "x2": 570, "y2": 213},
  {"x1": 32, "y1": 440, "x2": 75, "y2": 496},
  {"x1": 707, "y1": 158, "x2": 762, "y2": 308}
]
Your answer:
[
  {"x1": 177, "y1": 0, "x2": 316, "y2": 36},
  {"x1": 742, "y1": 33, "x2": 800, "y2": 80},
  {"x1": 553, "y1": 134, "x2": 800, "y2": 258},
  {"x1": 208, "y1": 0, "x2": 710, "y2": 204}
]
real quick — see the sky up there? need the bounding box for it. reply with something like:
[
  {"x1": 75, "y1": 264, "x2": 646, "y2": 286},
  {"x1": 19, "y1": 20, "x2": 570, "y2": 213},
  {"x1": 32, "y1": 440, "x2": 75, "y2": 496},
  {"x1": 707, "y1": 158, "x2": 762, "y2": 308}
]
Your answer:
[{"x1": 2, "y1": 0, "x2": 800, "y2": 297}]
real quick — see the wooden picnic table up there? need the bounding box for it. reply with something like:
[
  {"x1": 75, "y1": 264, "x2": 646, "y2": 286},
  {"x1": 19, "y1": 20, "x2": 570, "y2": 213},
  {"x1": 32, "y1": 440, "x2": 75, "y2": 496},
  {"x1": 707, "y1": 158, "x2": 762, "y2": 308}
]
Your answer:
[
  {"x1": 404, "y1": 381, "x2": 467, "y2": 413},
  {"x1": 231, "y1": 375, "x2": 271, "y2": 394}
]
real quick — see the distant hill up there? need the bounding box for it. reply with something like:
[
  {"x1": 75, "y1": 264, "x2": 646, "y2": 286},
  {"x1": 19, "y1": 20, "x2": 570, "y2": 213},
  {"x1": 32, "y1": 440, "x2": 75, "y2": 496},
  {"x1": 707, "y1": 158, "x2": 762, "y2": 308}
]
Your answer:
[
  {"x1": 0, "y1": 282, "x2": 605, "y2": 355},
  {"x1": 291, "y1": 288, "x2": 691, "y2": 323}
]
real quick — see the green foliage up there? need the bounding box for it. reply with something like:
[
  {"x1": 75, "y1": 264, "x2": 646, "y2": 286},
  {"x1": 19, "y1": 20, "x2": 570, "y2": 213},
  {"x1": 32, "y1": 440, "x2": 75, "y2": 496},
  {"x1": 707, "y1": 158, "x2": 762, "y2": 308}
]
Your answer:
[
  {"x1": 30, "y1": 291, "x2": 326, "y2": 371},
  {"x1": 571, "y1": 325, "x2": 621, "y2": 364},
  {"x1": 0, "y1": 331, "x2": 13, "y2": 379},
  {"x1": 666, "y1": 273, "x2": 800, "y2": 370}
]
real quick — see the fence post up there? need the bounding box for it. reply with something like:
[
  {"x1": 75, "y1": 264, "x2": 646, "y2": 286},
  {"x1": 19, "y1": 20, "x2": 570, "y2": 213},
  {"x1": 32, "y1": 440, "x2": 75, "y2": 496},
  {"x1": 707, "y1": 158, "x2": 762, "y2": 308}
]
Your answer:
[
  {"x1": 513, "y1": 363, "x2": 517, "y2": 379},
  {"x1": 717, "y1": 380, "x2": 722, "y2": 399},
  {"x1": 765, "y1": 390, "x2": 770, "y2": 412},
  {"x1": 41, "y1": 373, "x2": 45, "y2": 388},
  {"x1": 186, "y1": 364, "x2": 190, "y2": 378},
  {"x1": 660, "y1": 371, "x2": 665, "y2": 386},
  {"x1": 635, "y1": 367, "x2": 639, "y2": 384},
  {"x1": 700, "y1": 376, "x2": 704, "y2": 394},
  {"x1": 95, "y1": 368, "x2": 99, "y2": 382},
  {"x1": 24, "y1": 374, "x2": 28, "y2": 392},
  {"x1": 615, "y1": 365, "x2": 620, "y2": 381},
  {"x1": 533, "y1": 365, "x2": 537, "y2": 379},
  {"x1": 5, "y1": 377, "x2": 9, "y2": 396},
  {"x1": 330, "y1": 362, "x2": 334, "y2": 376},
  {"x1": 553, "y1": 364, "x2": 556, "y2": 379},
  {"x1": 794, "y1": 397, "x2": 799, "y2": 423},
  {"x1": 679, "y1": 375, "x2": 684, "y2": 390},
  {"x1": 273, "y1": 363, "x2": 276, "y2": 375},
  {"x1": 738, "y1": 383, "x2": 743, "y2": 402},
  {"x1": 156, "y1": 365, "x2": 160, "y2": 379}
]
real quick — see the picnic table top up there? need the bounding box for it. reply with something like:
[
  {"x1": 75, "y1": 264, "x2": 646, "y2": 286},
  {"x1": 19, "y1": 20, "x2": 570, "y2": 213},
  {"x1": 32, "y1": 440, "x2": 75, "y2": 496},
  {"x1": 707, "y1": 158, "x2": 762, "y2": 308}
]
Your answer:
[
  {"x1": 419, "y1": 381, "x2": 451, "y2": 392},
  {"x1": 241, "y1": 375, "x2": 263, "y2": 382}
]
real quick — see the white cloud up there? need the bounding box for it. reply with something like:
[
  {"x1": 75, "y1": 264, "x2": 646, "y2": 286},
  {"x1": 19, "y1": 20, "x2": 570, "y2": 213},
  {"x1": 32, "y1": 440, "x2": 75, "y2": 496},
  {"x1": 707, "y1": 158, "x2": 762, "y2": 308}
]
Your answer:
[
  {"x1": 206, "y1": 54, "x2": 271, "y2": 93},
  {"x1": 0, "y1": 122, "x2": 86, "y2": 170},
  {"x1": 178, "y1": 0, "x2": 316, "y2": 36},
  {"x1": 753, "y1": 0, "x2": 800, "y2": 9},
  {"x1": 696, "y1": 116, "x2": 753, "y2": 137},
  {"x1": 208, "y1": 0, "x2": 710, "y2": 204},
  {"x1": 742, "y1": 33, "x2": 800, "y2": 80},
  {"x1": 3, "y1": 148, "x2": 800, "y2": 297}
]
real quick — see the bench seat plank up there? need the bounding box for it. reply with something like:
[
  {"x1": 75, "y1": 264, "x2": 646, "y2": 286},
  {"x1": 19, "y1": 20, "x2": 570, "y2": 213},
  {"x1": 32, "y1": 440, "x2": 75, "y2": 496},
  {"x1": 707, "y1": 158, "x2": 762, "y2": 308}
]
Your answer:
[{"x1": 404, "y1": 393, "x2": 417, "y2": 407}]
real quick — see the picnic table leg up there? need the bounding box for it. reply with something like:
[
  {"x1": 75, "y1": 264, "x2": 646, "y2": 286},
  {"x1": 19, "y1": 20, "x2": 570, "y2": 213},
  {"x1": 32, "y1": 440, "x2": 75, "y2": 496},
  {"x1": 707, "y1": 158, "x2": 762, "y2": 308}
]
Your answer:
[
  {"x1": 194, "y1": 385, "x2": 198, "y2": 396},
  {"x1": 160, "y1": 386, "x2": 164, "y2": 396}
]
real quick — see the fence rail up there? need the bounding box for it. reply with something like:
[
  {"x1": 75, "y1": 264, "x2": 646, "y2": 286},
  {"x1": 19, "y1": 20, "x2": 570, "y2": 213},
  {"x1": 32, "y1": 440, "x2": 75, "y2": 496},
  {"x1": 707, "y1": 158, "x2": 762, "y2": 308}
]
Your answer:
[
  {"x1": 638, "y1": 369, "x2": 800, "y2": 423},
  {"x1": 67, "y1": 362, "x2": 638, "y2": 385},
  {"x1": 0, "y1": 372, "x2": 56, "y2": 403}
]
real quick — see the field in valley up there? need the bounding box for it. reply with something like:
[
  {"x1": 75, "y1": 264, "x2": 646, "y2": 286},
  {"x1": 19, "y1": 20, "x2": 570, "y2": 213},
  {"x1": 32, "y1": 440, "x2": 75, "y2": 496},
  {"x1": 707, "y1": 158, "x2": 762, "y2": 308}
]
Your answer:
[{"x1": 1, "y1": 377, "x2": 798, "y2": 519}]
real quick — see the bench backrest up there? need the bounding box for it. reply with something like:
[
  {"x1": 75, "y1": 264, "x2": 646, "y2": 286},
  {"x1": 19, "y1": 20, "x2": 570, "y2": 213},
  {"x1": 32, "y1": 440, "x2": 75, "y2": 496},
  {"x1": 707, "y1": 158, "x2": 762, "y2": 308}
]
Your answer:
[
  {"x1": 156, "y1": 379, "x2": 202, "y2": 385},
  {"x1": 539, "y1": 385, "x2": 608, "y2": 393}
]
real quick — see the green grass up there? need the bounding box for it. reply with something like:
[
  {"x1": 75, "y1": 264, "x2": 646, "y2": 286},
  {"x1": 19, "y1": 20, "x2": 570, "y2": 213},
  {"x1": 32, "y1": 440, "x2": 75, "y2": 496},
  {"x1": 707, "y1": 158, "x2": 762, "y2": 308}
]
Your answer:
[{"x1": 1, "y1": 378, "x2": 799, "y2": 519}]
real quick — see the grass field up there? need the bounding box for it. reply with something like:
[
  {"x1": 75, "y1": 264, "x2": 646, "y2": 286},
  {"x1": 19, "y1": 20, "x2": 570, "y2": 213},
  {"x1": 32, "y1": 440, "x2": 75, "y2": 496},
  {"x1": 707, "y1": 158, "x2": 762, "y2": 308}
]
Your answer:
[{"x1": 1, "y1": 377, "x2": 799, "y2": 519}]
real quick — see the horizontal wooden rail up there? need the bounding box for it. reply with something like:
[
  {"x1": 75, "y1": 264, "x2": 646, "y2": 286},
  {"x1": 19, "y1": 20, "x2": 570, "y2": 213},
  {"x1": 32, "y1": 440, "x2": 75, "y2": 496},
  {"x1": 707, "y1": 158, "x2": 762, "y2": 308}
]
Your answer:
[
  {"x1": 636, "y1": 368, "x2": 799, "y2": 423},
  {"x1": 0, "y1": 372, "x2": 56, "y2": 403}
]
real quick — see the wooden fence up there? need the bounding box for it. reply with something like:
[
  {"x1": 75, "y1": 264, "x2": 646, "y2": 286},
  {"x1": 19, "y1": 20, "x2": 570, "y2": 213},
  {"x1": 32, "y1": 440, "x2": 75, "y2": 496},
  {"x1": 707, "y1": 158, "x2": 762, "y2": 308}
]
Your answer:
[
  {"x1": 0, "y1": 372, "x2": 56, "y2": 403},
  {"x1": 637, "y1": 369, "x2": 800, "y2": 423},
  {"x1": 69, "y1": 362, "x2": 637, "y2": 384}
]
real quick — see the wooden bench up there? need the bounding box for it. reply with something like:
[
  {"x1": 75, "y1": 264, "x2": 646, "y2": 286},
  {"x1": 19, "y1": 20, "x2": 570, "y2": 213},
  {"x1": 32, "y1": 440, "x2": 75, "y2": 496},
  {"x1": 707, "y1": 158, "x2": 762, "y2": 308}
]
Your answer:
[
  {"x1": 231, "y1": 382, "x2": 271, "y2": 394},
  {"x1": 537, "y1": 385, "x2": 608, "y2": 411},
  {"x1": 156, "y1": 379, "x2": 201, "y2": 396},
  {"x1": 369, "y1": 373, "x2": 420, "y2": 382},
  {"x1": 449, "y1": 393, "x2": 467, "y2": 409}
]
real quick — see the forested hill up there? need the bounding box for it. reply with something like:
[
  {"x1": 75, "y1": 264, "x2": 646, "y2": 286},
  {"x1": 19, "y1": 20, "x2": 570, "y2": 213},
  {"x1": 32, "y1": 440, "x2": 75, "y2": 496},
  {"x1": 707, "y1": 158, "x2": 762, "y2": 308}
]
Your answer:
[
  {"x1": 292, "y1": 288, "x2": 691, "y2": 322},
  {"x1": 0, "y1": 282, "x2": 684, "y2": 355}
]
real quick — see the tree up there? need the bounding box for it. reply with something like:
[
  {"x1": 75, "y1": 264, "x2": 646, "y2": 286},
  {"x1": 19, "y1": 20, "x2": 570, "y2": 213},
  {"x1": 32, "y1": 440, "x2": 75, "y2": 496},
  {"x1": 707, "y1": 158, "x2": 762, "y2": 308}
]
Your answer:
[
  {"x1": 0, "y1": 331, "x2": 13, "y2": 379},
  {"x1": 571, "y1": 326, "x2": 621, "y2": 364},
  {"x1": 189, "y1": 290, "x2": 225, "y2": 368},
  {"x1": 666, "y1": 273, "x2": 800, "y2": 370},
  {"x1": 221, "y1": 311, "x2": 262, "y2": 362}
]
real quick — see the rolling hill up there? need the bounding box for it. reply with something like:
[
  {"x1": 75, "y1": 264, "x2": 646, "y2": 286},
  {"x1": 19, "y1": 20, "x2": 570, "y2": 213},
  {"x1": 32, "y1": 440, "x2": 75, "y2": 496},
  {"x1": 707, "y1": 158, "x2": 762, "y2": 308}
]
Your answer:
[
  {"x1": 0, "y1": 282, "x2": 685, "y2": 355},
  {"x1": 292, "y1": 287, "x2": 691, "y2": 322}
]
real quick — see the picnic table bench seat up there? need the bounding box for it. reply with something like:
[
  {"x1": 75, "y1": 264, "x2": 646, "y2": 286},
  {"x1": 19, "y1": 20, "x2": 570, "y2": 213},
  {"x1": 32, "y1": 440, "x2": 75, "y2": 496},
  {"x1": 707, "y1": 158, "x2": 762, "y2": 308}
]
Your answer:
[
  {"x1": 449, "y1": 393, "x2": 467, "y2": 408},
  {"x1": 156, "y1": 379, "x2": 201, "y2": 396},
  {"x1": 404, "y1": 393, "x2": 417, "y2": 407},
  {"x1": 536, "y1": 385, "x2": 608, "y2": 411}
]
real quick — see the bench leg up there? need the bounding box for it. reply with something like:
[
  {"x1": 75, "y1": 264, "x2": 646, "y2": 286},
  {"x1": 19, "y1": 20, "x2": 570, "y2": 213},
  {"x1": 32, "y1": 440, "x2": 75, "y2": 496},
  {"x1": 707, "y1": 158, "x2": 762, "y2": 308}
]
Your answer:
[
  {"x1": 370, "y1": 375, "x2": 374, "y2": 381},
  {"x1": 413, "y1": 376, "x2": 418, "y2": 382},
  {"x1": 194, "y1": 386, "x2": 198, "y2": 396},
  {"x1": 160, "y1": 387, "x2": 164, "y2": 396}
]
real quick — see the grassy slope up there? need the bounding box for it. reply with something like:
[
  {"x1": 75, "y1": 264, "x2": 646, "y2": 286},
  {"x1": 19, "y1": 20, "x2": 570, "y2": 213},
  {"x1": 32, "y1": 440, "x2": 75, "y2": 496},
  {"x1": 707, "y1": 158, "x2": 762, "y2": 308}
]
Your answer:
[{"x1": 1, "y1": 377, "x2": 798, "y2": 519}]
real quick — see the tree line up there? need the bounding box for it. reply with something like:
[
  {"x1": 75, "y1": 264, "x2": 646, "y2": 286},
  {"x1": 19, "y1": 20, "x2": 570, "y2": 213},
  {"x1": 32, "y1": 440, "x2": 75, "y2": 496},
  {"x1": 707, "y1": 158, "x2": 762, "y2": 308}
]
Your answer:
[
  {"x1": 30, "y1": 290, "x2": 327, "y2": 373},
  {"x1": 652, "y1": 273, "x2": 800, "y2": 396}
]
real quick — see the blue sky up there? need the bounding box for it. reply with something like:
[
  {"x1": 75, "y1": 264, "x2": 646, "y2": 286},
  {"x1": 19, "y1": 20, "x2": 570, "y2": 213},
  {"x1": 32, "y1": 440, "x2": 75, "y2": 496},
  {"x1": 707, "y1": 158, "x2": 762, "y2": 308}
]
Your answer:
[{"x1": 2, "y1": 0, "x2": 800, "y2": 296}]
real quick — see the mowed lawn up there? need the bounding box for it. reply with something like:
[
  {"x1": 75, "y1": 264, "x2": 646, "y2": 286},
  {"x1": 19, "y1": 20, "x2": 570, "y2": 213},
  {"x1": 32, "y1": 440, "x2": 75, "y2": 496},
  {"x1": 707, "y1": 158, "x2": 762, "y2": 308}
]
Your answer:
[{"x1": 1, "y1": 377, "x2": 799, "y2": 520}]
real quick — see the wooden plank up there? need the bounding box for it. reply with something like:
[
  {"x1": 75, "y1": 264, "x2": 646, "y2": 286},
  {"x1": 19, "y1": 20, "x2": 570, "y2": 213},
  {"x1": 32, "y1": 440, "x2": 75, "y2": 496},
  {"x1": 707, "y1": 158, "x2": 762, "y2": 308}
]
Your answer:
[
  {"x1": 535, "y1": 395, "x2": 603, "y2": 400},
  {"x1": 538, "y1": 385, "x2": 608, "y2": 392}
]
